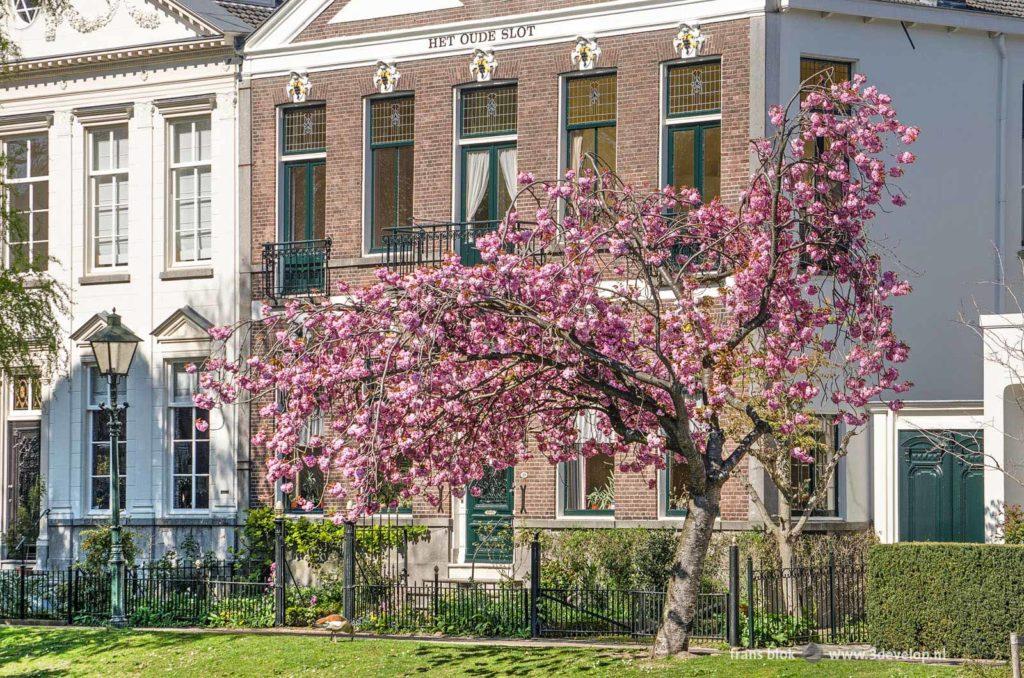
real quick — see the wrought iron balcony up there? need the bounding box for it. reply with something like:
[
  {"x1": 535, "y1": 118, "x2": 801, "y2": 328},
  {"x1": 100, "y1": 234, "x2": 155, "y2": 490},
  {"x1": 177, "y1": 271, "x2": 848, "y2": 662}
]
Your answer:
[
  {"x1": 262, "y1": 239, "x2": 332, "y2": 300},
  {"x1": 383, "y1": 220, "x2": 499, "y2": 275}
]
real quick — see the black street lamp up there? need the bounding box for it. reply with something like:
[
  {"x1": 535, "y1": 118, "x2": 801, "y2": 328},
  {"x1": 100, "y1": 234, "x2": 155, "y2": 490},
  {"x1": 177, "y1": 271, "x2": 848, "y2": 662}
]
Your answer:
[{"x1": 88, "y1": 310, "x2": 141, "y2": 627}]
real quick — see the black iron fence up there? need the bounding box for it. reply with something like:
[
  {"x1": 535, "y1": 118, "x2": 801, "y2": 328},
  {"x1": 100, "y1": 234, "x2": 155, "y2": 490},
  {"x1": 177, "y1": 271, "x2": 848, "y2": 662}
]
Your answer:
[
  {"x1": 745, "y1": 556, "x2": 867, "y2": 646},
  {"x1": 382, "y1": 219, "x2": 546, "y2": 275},
  {"x1": 383, "y1": 220, "x2": 499, "y2": 275},
  {"x1": 0, "y1": 528, "x2": 867, "y2": 648},
  {"x1": 261, "y1": 239, "x2": 332, "y2": 299},
  {"x1": 0, "y1": 564, "x2": 273, "y2": 627}
]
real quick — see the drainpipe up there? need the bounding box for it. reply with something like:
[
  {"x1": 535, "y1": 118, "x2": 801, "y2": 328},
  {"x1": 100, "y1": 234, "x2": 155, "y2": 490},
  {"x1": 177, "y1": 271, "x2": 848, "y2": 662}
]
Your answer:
[{"x1": 994, "y1": 32, "x2": 1008, "y2": 313}]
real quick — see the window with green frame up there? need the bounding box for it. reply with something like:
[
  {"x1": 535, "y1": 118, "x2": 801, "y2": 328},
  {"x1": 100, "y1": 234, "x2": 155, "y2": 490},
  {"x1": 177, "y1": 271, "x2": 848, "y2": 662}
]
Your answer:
[
  {"x1": 666, "y1": 61, "x2": 721, "y2": 118},
  {"x1": 281, "y1": 105, "x2": 326, "y2": 243},
  {"x1": 667, "y1": 123, "x2": 720, "y2": 202},
  {"x1": 562, "y1": 451, "x2": 616, "y2": 515},
  {"x1": 459, "y1": 85, "x2": 518, "y2": 266},
  {"x1": 369, "y1": 96, "x2": 414, "y2": 252},
  {"x1": 665, "y1": 61, "x2": 721, "y2": 202},
  {"x1": 566, "y1": 73, "x2": 616, "y2": 173},
  {"x1": 665, "y1": 453, "x2": 688, "y2": 516}
]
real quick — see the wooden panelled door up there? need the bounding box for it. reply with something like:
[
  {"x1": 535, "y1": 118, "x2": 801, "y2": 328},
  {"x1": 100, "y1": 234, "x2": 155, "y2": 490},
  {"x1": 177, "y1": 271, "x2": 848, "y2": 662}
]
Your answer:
[
  {"x1": 898, "y1": 430, "x2": 984, "y2": 543},
  {"x1": 465, "y1": 467, "x2": 514, "y2": 564}
]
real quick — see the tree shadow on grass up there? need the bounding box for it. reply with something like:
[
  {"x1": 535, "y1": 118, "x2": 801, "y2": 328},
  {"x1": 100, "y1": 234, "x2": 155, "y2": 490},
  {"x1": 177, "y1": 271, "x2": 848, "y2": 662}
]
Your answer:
[
  {"x1": 0, "y1": 626, "x2": 214, "y2": 668},
  {"x1": 409, "y1": 643, "x2": 646, "y2": 676}
]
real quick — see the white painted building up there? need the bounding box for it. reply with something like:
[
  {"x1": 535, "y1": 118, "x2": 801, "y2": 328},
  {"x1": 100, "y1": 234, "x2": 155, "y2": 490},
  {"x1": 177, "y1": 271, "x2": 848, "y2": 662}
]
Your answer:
[
  {"x1": 0, "y1": 0, "x2": 279, "y2": 567},
  {"x1": 767, "y1": 0, "x2": 1024, "y2": 543}
]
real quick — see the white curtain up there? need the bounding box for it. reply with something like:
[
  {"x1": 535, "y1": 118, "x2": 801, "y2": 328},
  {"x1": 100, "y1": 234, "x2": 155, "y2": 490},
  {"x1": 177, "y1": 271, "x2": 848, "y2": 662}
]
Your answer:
[
  {"x1": 498, "y1": 147, "x2": 518, "y2": 206},
  {"x1": 463, "y1": 150, "x2": 490, "y2": 222},
  {"x1": 570, "y1": 133, "x2": 584, "y2": 171}
]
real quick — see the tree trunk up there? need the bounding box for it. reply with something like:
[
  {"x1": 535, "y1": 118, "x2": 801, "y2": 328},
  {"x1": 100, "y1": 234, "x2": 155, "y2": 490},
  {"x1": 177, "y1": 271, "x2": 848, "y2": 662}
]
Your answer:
[
  {"x1": 777, "y1": 530, "x2": 799, "y2": 616},
  {"x1": 651, "y1": 484, "x2": 721, "y2": 657}
]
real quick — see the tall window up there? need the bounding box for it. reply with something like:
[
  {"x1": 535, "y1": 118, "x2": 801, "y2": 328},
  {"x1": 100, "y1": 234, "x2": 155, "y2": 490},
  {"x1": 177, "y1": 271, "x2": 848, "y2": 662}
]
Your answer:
[
  {"x1": 790, "y1": 416, "x2": 840, "y2": 516},
  {"x1": 460, "y1": 85, "x2": 517, "y2": 257},
  {"x1": 89, "y1": 126, "x2": 129, "y2": 269},
  {"x1": 3, "y1": 134, "x2": 48, "y2": 271},
  {"x1": 170, "y1": 118, "x2": 212, "y2": 264},
  {"x1": 369, "y1": 97, "x2": 414, "y2": 251},
  {"x1": 799, "y1": 58, "x2": 853, "y2": 268},
  {"x1": 281, "y1": 105, "x2": 326, "y2": 243},
  {"x1": 665, "y1": 61, "x2": 721, "y2": 202},
  {"x1": 287, "y1": 405, "x2": 324, "y2": 513},
  {"x1": 170, "y1": 364, "x2": 210, "y2": 510},
  {"x1": 88, "y1": 366, "x2": 126, "y2": 511},
  {"x1": 561, "y1": 412, "x2": 615, "y2": 515},
  {"x1": 566, "y1": 74, "x2": 616, "y2": 172}
]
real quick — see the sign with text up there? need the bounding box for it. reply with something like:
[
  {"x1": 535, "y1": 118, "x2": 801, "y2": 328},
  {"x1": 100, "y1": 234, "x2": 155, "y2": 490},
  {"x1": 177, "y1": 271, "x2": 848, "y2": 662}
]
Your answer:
[{"x1": 427, "y1": 24, "x2": 536, "y2": 50}]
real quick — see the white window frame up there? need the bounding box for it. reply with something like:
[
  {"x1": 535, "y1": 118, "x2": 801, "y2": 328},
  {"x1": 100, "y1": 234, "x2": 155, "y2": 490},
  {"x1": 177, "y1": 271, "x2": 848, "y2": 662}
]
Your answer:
[
  {"x1": 2, "y1": 133, "x2": 49, "y2": 271},
  {"x1": 168, "y1": 117, "x2": 212, "y2": 266},
  {"x1": 87, "y1": 366, "x2": 126, "y2": 513},
  {"x1": 87, "y1": 125, "x2": 129, "y2": 270},
  {"x1": 168, "y1": 362, "x2": 210, "y2": 512}
]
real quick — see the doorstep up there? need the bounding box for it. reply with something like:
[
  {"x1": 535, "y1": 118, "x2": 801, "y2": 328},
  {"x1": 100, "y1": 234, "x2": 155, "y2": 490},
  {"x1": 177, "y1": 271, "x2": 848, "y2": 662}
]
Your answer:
[{"x1": 446, "y1": 562, "x2": 512, "y2": 582}]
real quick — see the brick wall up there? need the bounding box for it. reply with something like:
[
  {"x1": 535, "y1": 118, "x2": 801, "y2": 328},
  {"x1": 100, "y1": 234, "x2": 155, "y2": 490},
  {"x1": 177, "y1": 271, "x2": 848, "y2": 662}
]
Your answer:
[{"x1": 247, "y1": 20, "x2": 752, "y2": 523}]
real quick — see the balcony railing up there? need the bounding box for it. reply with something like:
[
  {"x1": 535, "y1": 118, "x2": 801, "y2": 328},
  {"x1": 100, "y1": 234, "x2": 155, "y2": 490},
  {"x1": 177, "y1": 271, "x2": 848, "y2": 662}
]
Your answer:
[
  {"x1": 383, "y1": 220, "x2": 499, "y2": 275},
  {"x1": 262, "y1": 239, "x2": 332, "y2": 300}
]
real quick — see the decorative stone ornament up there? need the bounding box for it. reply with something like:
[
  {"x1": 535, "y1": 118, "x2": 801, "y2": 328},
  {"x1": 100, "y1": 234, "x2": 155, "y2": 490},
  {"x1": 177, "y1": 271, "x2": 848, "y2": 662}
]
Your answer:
[
  {"x1": 570, "y1": 36, "x2": 601, "y2": 72},
  {"x1": 469, "y1": 48, "x2": 497, "y2": 83},
  {"x1": 286, "y1": 71, "x2": 312, "y2": 103},
  {"x1": 373, "y1": 60, "x2": 401, "y2": 94},
  {"x1": 674, "y1": 23, "x2": 706, "y2": 59}
]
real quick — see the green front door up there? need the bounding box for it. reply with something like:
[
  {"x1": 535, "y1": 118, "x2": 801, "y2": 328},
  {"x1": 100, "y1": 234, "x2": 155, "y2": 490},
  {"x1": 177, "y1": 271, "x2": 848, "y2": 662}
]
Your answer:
[
  {"x1": 460, "y1": 144, "x2": 515, "y2": 266},
  {"x1": 898, "y1": 430, "x2": 984, "y2": 543},
  {"x1": 466, "y1": 467, "x2": 514, "y2": 564}
]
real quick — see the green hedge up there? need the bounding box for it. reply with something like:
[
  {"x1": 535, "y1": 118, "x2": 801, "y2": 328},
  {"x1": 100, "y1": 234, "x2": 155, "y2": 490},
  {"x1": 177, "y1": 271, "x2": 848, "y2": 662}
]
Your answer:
[{"x1": 867, "y1": 542, "x2": 1024, "y2": 659}]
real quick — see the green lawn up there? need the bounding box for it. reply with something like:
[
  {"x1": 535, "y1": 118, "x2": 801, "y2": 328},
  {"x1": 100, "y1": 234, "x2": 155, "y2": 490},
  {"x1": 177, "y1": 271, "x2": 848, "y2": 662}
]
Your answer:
[{"x1": 0, "y1": 627, "x2": 1008, "y2": 677}]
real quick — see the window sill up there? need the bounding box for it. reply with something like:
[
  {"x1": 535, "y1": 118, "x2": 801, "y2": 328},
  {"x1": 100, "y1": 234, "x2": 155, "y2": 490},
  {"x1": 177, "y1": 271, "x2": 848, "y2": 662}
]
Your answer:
[
  {"x1": 160, "y1": 267, "x2": 214, "y2": 281},
  {"x1": 79, "y1": 273, "x2": 130, "y2": 286}
]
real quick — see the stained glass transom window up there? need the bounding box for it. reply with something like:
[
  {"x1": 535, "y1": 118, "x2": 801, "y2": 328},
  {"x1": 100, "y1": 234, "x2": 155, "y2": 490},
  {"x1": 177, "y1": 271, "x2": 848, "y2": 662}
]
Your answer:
[{"x1": 667, "y1": 61, "x2": 721, "y2": 117}]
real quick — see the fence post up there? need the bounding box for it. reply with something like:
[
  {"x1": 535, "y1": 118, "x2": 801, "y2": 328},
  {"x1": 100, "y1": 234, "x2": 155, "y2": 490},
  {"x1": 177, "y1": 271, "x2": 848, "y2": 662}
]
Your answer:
[
  {"x1": 529, "y1": 533, "x2": 540, "y2": 638},
  {"x1": 18, "y1": 565, "x2": 26, "y2": 620},
  {"x1": 432, "y1": 565, "x2": 440, "y2": 619},
  {"x1": 728, "y1": 542, "x2": 740, "y2": 646},
  {"x1": 274, "y1": 511, "x2": 286, "y2": 626},
  {"x1": 66, "y1": 566, "x2": 75, "y2": 626},
  {"x1": 746, "y1": 556, "x2": 754, "y2": 649},
  {"x1": 828, "y1": 554, "x2": 837, "y2": 642},
  {"x1": 343, "y1": 521, "x2": 355, "y2": 621}
]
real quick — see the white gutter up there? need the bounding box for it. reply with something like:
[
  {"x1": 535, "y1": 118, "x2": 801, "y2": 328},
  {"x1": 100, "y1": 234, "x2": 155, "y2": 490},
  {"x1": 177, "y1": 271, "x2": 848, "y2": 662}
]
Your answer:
[{"x1": 994, "y1": 32, "x2": 1008, "y2": 314}]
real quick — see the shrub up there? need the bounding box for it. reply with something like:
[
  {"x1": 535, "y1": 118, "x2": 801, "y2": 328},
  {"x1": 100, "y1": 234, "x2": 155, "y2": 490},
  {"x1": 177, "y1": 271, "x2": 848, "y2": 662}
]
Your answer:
[
  {"x1": 867, "y1": 543, "x2": 1024, "y2": 659},
  {"x1": 519, "y1": 528, "x2": 678, "y2": 591},
  {"x1": 237, "y1": 507, "x2": 428, "y2": 581},
  {"x1": 1000, "y1": 505, "x2": 1024, "y2": 545},
  {"x1": 741, "y1": 612, "x2": 814, "y2": 648},
  {"x1": 79, "y1": 525, "x2": 139, "y2": 574}
]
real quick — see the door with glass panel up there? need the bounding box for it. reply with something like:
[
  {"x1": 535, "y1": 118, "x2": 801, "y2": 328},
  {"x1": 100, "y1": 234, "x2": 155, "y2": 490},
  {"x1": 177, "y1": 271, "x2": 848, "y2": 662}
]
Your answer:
[
  {"x1": 460, "y1": 144, "x2": 516, "y2": 265},
  {"x1": 281, "y1": 159, "x2": 326, "y2": 294}
]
